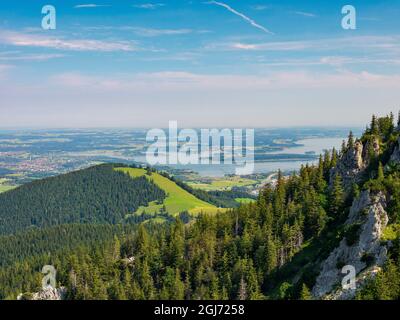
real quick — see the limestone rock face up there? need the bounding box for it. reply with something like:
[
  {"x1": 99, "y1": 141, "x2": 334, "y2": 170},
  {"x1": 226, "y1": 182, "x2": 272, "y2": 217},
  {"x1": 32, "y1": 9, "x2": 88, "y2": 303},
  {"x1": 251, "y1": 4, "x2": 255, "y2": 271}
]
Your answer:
[
  {"x1": 330, "y1": 142, "x2": 365, "y2": 189},
  {"x1": 18, "y1": 286, "x2": 66, "y2": 300},
  {"x1": 312, "y1": 191, "x2": 388, "y2": 300}
]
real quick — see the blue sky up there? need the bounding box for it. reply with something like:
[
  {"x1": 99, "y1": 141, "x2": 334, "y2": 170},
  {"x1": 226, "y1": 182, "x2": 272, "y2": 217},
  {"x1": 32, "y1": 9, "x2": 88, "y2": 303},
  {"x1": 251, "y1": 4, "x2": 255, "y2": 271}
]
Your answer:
[{"x1": 1, "y1": 0, "x2": 400, "y2": 128}]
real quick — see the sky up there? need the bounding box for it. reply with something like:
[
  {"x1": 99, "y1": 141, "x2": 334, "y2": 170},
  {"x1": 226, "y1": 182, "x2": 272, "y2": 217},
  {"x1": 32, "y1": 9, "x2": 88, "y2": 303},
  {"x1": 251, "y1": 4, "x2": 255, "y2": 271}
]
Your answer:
[{"x1": 1, "y1": 0, "x2": 400, "y2": 128}]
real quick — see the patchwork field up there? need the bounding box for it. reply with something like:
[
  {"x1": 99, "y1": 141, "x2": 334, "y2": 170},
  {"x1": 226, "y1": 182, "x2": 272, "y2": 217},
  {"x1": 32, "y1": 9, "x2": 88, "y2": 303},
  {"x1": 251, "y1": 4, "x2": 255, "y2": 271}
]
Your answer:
[
  {"x1": 188, "y1": 176, "x2": 257, "y2": 191},
  {"x1": 115, "y1": 168, "x2": 223, "y2": 216}
]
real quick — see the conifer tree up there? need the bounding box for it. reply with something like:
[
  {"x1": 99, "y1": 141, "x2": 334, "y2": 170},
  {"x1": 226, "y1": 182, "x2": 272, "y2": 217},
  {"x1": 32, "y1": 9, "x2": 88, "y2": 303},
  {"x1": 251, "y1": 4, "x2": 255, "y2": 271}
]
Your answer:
[
  {"x1": 347, "y1": 131, "x2": 355, "y2": 149},
  {"x1": 371, "y1": 115, "x2": 379, "y2": 135},
  {"x1": 300, "y1": 283, "x2": 312, "y2": 300},
  {"x1": 341, "y1": 140, "x2": 347, "y2": 155},
  {"x1": 329, "y1": 174, "x2": 344, "y2": 216},
  {"x1": 377, "y1": 162, "x2": 385, "y2": 181},
  {"x1": 331, "y1": 148, "x2": 338, "y2": 168}
]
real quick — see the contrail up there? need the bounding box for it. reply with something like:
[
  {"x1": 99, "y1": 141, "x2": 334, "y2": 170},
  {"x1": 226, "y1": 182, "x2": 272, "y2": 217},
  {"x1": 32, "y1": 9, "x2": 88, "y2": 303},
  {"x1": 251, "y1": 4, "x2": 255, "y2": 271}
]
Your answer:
[{"x1": 207, "y1": 1, "x2": 274, "y2": 34}]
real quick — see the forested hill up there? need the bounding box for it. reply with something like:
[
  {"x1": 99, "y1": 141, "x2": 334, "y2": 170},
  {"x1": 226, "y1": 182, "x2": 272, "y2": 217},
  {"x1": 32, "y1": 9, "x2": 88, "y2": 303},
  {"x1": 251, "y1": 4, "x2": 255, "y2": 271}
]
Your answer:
[
  {"x1": 1, "y1": 113, "x2": 400, "y2": 300},
  {"x1": 0, "y1": 164, "x2": 166, "y2": 235}
]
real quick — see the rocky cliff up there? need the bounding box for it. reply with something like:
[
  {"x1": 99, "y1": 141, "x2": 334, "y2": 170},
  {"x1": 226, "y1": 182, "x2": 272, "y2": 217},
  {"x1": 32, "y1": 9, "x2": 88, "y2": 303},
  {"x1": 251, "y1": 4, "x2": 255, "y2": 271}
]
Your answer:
[
  {"x1": 330, "y1": 138, "x2": 380, "y2": 190},
  {"x1": 312, "y1": 190, "x2": 388, "y2": 299}
]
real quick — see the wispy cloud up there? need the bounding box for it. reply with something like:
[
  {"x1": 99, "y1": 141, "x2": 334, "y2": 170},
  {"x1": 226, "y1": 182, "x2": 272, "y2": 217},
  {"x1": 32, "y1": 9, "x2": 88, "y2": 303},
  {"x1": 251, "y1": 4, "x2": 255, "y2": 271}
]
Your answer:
[
  {"x1": 253, "y1": 56, "x2": 400, "y2": 68},
  {"x1": 131, "y1": 27, "x2": 192, "y2": 37},
  {"x1": 251, "y1": 5, "x2": 270, "y2": 11},
  {"x1": 0, "y1": 30, "x2": 136, "y2": 52},
  {"x1": 0, "y1": 53, "x2": 65, "y2": 61},
  {"x1": 48, "y1": 70, "x2": 400, "y2": 93},
  {"x1": 74, "y1": 4, "x2": 111, "y2": 8},
  {"x1": 217, "y1": 36, "x2": 400, "y2": 54},
  {"x1": 206, "y1": 1, "x2": 274, "y2": 34},
  {"x1": 292, "y1": 11, "x2": 317, "y2": 18},
  {"x1": 132, "y1": 3, "x2": 165, "y2": 9}
]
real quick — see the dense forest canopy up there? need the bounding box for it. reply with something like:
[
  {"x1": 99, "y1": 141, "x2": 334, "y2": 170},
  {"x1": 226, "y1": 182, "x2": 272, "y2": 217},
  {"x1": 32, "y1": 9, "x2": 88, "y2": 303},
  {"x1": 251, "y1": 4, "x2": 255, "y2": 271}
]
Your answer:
[{"x1": 1, "y1": 113, "x2": 400, "y2": 300}]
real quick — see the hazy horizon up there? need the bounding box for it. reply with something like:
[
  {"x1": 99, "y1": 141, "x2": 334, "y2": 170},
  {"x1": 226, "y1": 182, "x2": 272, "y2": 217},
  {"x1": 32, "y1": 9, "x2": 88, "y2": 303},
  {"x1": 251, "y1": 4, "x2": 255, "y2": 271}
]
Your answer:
[{"x1": 1, "y1": 0, "x2": 400, "y2": 128}]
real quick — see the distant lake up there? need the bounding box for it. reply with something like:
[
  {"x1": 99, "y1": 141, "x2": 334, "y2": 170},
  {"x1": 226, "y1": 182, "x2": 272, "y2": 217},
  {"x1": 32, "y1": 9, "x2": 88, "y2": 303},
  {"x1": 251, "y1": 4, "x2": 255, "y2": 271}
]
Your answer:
[
  {"x1": 268, "y1": 137, "x2": 345, "y2": 155},
  {"x1": 152, "y1": 137, "x2": 346, "y2": 177}
]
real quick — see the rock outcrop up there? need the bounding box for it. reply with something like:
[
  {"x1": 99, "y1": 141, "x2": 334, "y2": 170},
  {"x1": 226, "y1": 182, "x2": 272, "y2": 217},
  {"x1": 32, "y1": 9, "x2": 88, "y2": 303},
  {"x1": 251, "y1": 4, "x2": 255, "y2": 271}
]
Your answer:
[
  {"x1": 17, "y1": 286, "x2": 66, "y2": 300},
  {"x1": 312, "y1": 190, "x2": 388, "y2": 299},
  {"x1": 330, "y1": 141, "x2": 365, "y2": 189}
]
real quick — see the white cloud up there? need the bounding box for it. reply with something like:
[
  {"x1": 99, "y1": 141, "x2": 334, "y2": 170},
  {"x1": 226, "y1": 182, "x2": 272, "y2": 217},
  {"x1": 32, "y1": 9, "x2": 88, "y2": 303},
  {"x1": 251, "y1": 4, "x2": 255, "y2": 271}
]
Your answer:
[
  {"x1": 132, "y1": 3, "x2": 165, "y2": 9},
  {"x1": 131, "y1": 27, "x2": 192, "y2": 37},
  {"x1": 0, "y1": 30, "x2": 136, "y2": 52},
  {"x1": 74, "y1": 4, "x2": 111, "y2": 8},
  {"x1": 206, "y1": 1, "x2": 274, "y2": 34},
  {"x1": 0, "y1": 53, "x2": 65, "y2": 61},
  {"x1": 218, "y1": 35, "x2": 400, "y2": 54},
  {"x1": 251, "y1": 5, "x2": 270, "y2": 11},
  {"x1": 292, "y1": 11, "x2": 317, "y2": 18}
]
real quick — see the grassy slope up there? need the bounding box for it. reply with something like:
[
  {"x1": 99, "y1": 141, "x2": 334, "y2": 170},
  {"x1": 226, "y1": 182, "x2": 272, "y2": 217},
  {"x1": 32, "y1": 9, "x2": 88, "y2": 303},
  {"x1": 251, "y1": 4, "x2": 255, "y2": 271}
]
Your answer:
[
  {"x1": 115, "y1": 168, "x2": 223, "y2": 216},
  {"x1": 0, "y1": 179, "x2": 16, "y2": 194},
  {"x1": 0, "y1": 185, "x2": 15, "y2": 193}
]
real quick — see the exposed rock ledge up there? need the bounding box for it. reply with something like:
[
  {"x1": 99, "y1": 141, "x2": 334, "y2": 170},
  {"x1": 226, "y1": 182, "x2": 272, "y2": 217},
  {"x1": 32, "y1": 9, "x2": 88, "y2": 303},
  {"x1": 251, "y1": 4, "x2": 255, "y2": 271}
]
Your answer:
[
  {"x1": 312, "y1": 190, "x2": 388, "y2": 300},
  {"x1": 17, "y1": 286, "x2": 67, "y2": 300}
]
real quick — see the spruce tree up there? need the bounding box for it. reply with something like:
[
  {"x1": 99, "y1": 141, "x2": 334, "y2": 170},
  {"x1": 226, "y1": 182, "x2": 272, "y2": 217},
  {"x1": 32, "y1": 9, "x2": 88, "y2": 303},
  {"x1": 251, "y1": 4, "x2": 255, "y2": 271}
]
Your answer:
[
  {"x1": 329, "y1": 174, "x2": 344, "y2": 217},
  {"x1": 371, "y1": 115, "x2": 379, "y2": 135},
  {"x1": 341, "y1": 140, "x2": 347, "y2": 155},
  {"x1": 300, "y1": 283, "x2": 312, "y2": 300},
  {"x1": 331, "y1": 148, "x2": 338, "y2": 168},
  {"x1": 347, "y1": 131, "x2": 355, "y2": 149},
  {"x1": 377, "y1": 162, "x2": 385, "y2": 181}
]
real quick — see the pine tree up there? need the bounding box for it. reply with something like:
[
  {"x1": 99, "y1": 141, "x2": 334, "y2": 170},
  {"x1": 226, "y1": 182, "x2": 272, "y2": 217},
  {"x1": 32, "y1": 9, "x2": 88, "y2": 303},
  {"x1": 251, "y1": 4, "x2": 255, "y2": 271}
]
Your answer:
[
  {"x1": 347, "y1": 131, "x2": 355, "y2": 149},
  {"x1": 316, "y1": 155, "x2": 326, "y2": 192},
  {"x1": 329, "y1": 174, "x2": 344, "y2": 217},
  {"x1": 371, "y1": 115, "x2": 379, "y2": 135},
  {"x1": 331, "y1": 148, "x2": 338, "y2": 168},
  {"x1": 390, "y1": 112, "x2": 395, "y2": 131},
  {"x1": 300, "y1": 283, "x2": 312, "y2": 300},
  {"x1": 377, "y1": 162, "x2": 385, "y2": 181},
  {"x1": 139, "y1": 259, "x2": 155, "y2": 299},
  {"x1": 341, "y1": 140, "x2": 347, "y2": 155},
  {"x1": 266, "y1": 234, "x2": 277, "y2": 274}
]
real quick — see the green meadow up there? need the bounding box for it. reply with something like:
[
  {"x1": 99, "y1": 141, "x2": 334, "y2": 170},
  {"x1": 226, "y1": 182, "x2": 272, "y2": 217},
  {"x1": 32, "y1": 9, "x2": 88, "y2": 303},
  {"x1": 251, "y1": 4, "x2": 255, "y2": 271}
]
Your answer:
[
  {"x1": 0, "y1": 179, "x2": 16, "y2": 194},
  {"x1": 188, "y1": 176, "x2": 257, "y2": 191},
  {"x1": 235, "y1": 197, "x2": 257, "y2": 204},
  {"x1": 115, "y1": 168, "x2": 223, "y2": 216}
]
